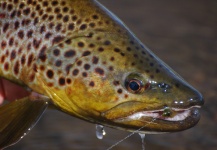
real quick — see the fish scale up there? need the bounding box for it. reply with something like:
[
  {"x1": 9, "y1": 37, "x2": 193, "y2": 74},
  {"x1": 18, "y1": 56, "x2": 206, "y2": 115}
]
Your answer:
[{"x1": 0, "y1": 0, "x2": 203, "y2": 149}]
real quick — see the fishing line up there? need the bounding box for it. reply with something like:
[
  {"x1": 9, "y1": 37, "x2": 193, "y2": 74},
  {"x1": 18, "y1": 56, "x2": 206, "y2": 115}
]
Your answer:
[
  {"x1": 106, "y1": 118, "x2": 157, "y2": 150},
  {"x1": 106, "y1": 126, "x2": 144, "y2": 150}
]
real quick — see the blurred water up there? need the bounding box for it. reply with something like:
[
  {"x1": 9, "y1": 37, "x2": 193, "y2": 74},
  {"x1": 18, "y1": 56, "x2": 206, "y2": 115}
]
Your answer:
[{"x1": 8, "y1": 0, "x2": 217, "y2": 149}]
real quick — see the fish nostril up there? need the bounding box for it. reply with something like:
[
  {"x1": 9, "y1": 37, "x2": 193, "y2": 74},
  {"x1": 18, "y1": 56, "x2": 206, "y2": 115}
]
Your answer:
[{"x1": 157, "y1": 82, "x2": 171, "y2": 93}]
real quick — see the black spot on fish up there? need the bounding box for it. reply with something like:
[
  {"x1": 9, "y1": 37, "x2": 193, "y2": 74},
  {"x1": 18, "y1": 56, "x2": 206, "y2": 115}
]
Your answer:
[
  {"x1": 117, "y1": 89, "x2": 123, "y2": 94},
  {"x1": 82, "y1": 51, "x2": 91, "y2": 56},
  {"x1": 3, "y1": 23, "x2": 9, "y2": 33},
  {"x1": 53, "y1": 49, "x2": 60, "y2": 56},
  {"x1": 84, "y1": 64, "x2": 91, "y2": 70},
  {"x1": 59, "y1": 77, "x2": 65, "y2": 86},
  {"x1": 95, "y1": 68, "x2": 104, "y2": 76},
  {"x1": 47, "y1": 70, "x2": 54, "y2": 79},
  {"x1": 52, "y1": 36, "x2": 64, "y2": 44},
  {"x1": 89, "y1": 81, "x2": 95, "y2": 87},
  {"x1": 64, "y1": 50, "x2": 76, "y2": 58},
  {"x1": 55, "y1": 60, "x2": 62, "y2": 67},
  {"x1": 92, "y1": 56, "x2": 99, "y2": 64},
  {"x1": 80, "y1": 24, "x2": 87, "y2": 30},
  {"x1": 78, "y1": 42, "x2": 84, "y2": 48},
  {"x1": 72, "y1": 69, "x2": 79, "y2": 76}
]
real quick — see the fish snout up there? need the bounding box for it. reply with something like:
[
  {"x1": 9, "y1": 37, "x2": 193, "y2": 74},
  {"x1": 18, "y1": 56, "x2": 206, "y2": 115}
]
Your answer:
[
  {"x1": 172, "y1": 87, "x2": 204, "y2": 109},
  {"x1": 188, "y1": 92, "x2": 204, "y2": 107}
]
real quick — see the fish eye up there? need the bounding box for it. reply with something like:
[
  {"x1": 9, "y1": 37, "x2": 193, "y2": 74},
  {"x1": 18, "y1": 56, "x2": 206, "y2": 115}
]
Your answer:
[
  {"x1": 128, "y1": 79, "x2": 141, "y2": 92},
  {"x1": 125, "y1": 79, "x2": 150, "y2": 94},
  {"x1": 125, "y1": 73, "x2": 150, "y2": 94}
]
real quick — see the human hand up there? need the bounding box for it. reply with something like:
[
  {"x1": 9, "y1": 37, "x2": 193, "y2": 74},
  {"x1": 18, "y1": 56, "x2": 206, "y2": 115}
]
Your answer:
[{"x1": 0, "y1": 79, "x2": 30, "y2": 105}]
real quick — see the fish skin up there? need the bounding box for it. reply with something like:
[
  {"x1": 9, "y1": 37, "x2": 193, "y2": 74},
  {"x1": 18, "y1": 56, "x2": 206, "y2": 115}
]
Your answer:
[{"x1": 0, "y1": 0, "x2": 204, "y2": 140}]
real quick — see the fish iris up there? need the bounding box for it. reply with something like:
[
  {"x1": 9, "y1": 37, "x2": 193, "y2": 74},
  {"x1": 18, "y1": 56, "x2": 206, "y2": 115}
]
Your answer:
[{"x1": 129, "y1": 80, "x2": 140, "y2": 91}]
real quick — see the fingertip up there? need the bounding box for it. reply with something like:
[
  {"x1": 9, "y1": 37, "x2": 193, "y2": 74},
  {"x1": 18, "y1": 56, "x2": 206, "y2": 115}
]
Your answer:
[{"x1": 0, "y1": 95, "x2": 4, "y2": 105}]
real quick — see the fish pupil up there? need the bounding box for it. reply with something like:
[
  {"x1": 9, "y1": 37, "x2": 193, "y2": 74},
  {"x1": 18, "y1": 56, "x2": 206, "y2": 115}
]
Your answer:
[{"x1": 129, "y1": 81, "x2": 140, "y2": 91}]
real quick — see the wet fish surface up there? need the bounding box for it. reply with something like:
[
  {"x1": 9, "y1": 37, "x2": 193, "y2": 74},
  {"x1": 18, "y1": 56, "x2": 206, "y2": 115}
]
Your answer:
[{"x1": 0, "y1": 0, "x2": 204, "y2": 149}]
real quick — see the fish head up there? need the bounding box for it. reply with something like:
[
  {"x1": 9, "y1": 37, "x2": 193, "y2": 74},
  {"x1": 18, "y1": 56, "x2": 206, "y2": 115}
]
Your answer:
[
  {"x1": 102, "y1": 36, "x2": 203, "y2": 133},
  {"x1": 47, "y1": 31, "x2": 203, "y2": 134},
  {"x1": 39, "y1": 1, "x2": 203, "y2": 133},
  {"x1": 98, "y1": 38, "x2": 204, "y2": 133}
]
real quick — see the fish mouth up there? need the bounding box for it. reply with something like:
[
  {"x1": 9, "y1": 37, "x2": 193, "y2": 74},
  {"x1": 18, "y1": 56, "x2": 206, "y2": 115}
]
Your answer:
[
  {"x1": 123, "y1": 106, "x2": 200, "y2": 122},
  {"x1": 103, "y1": 105, "x2": 201, "y2": 133}
]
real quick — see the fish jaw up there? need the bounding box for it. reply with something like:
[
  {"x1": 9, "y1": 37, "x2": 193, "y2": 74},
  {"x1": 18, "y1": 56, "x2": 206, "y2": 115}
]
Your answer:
[{"x1": 101, "y1": 105, "x2": 201, "y2": 133}]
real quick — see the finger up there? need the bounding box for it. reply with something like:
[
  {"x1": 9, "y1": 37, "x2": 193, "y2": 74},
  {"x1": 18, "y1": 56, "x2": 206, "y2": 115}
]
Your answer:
[
  {"x1": 0, "y1": 79, "x2": 5, "y2": 105},
  {"x1": 0, "y1": 79, "x2": 30, "y2": 102}
]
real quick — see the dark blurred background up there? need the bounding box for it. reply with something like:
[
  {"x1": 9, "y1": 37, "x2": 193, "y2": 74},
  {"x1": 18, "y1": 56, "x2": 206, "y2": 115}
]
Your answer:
[{"x1": 9, "y1": 0, "x2": 217, "y2": 150}]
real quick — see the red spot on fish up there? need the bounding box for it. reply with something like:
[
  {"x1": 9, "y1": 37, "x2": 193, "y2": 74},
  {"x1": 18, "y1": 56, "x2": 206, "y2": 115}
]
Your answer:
[
  {"x1": 0, "y1": 13, "x2": 6, "y2": 18},
  {"x1": 29, "y1": 73, "x2": 35, "y2": 82}
]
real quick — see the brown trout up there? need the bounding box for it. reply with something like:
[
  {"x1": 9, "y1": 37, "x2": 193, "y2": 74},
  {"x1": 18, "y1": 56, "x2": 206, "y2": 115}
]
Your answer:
[{"x1": 0, "y1": 0, "x2": 204, "y2": 149}]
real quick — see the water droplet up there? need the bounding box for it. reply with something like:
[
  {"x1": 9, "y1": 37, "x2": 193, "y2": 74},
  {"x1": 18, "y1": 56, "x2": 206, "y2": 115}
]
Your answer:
[
  {"x1": 96, "y1": 124, "x2": 106, "y2": 139},
  {"x1": 20, "y1": 132, "x2": 27, "y2": 139},
  {"x1": 139, "y1": 133, "x2": 146, "y2": 150}
]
